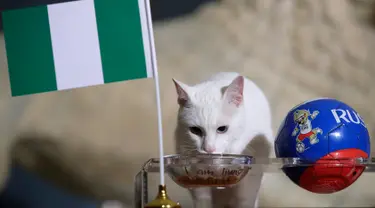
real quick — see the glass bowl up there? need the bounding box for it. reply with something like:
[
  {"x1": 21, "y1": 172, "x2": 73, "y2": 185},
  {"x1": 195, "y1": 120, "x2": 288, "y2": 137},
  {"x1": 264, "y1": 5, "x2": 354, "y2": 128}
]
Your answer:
[{"x1": 164, "y1": 154, "x2": 252, "y2": 189}]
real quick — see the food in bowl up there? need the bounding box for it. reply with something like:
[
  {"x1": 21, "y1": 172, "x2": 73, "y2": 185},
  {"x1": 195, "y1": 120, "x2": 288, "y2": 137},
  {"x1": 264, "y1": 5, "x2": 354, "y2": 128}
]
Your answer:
[{"x1": 165, "y1": 154, "x2": 252, "y2": 188}]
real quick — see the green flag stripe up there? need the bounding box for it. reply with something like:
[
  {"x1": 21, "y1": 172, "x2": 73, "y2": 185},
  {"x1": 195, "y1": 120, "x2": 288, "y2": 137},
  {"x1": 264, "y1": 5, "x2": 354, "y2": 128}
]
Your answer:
[
  {"x1": 2, "y1": 6, "x2": 57, "y2": 96},
  {"x1": 94, "y1": 0, "x2": 148, "y2": 83}
]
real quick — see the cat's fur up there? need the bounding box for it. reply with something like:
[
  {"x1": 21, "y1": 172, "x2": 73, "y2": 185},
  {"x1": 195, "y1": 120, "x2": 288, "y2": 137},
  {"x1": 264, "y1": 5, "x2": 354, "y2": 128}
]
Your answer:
[{"x1": 173, "y1": 72, "x2": 273, "y2": 208}]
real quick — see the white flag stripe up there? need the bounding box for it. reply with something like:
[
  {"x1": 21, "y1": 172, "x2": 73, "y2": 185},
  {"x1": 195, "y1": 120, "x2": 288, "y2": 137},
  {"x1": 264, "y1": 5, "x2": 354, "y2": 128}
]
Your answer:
[
  {"x1": 138, "y1": 0, "x2": 153, "y2": 78},
  {"x1": 48, "y1": 0, "x2": 104, "y2": 90}
]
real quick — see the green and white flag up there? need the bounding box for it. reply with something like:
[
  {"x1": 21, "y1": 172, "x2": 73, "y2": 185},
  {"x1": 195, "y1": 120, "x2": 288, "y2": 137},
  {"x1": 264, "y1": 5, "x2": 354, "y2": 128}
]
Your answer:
[{"x1": 2, "y1": 0, "x2": 153, "y2": 97}]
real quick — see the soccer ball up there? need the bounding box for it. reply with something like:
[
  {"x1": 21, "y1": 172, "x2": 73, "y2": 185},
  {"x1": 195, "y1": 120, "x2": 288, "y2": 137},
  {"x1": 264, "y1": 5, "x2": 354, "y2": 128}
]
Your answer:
[
  {"x1": 296, "y1": 142, "x2": 305, "y2": 153},
  {"x1": 274, "y1": 98, "x2": 371, "y2": 194}
]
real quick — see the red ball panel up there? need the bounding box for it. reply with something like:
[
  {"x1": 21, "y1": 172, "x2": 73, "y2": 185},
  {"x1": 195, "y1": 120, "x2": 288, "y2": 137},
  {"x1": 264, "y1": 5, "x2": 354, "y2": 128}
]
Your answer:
[{"x1": 299, "y1": 148, "x2": 368, "y2": 194}]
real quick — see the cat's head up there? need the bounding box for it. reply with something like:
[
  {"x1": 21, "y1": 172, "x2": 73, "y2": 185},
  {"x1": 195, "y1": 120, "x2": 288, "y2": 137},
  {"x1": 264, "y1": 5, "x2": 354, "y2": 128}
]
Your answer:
[{"x1": 173, "y1": 76, "x2": 246, "y2": 154}]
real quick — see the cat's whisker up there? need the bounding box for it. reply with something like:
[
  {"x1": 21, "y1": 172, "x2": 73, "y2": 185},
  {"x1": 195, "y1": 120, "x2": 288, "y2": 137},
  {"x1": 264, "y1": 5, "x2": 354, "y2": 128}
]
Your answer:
[
  {"x1": 180, "y1": 143, "x2": 196, "y2": 147},
  {"x1": 183, "y1": 149, "x2": 197, "y2": 153},
  {"x1": 180, "y1": 145, "x2": 199, "y2": 155},
  {"x1": 182, "y1": 148, "x2": 198, "y2": 152},
  {"x1": 181, "y1": 140, "x2": 195, "y2": 145},
  {"x1": 181, "y1": 152, "x2": 198, "y2": 156},
  {"x1": 180, "y1": 145, "x2": 196, "y2": 150},
  {"x1": 181, "y1": 144, "x2": 195, "y2": 148},
  {"x1": 244, "y1": 145, "x2": 256, "y2": 155}
]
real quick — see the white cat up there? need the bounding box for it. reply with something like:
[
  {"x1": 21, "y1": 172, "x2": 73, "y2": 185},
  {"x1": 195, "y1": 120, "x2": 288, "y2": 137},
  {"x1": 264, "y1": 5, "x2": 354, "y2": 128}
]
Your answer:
[{"x1": 173, "y1": 72, "x2": 274, "y2": 208}]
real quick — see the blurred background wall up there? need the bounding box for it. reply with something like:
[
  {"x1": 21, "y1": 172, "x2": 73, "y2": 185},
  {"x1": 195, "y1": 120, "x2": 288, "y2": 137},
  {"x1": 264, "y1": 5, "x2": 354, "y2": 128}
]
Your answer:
[{"x1": 1, "y1": 0, "x2": 375, "y2": 207}]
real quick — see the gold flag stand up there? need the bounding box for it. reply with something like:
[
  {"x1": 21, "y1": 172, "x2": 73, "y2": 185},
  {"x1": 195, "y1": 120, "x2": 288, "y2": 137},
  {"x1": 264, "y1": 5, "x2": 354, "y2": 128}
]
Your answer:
[{"x1": 144, "y1": 185, "x2": 181, "y2": 208}]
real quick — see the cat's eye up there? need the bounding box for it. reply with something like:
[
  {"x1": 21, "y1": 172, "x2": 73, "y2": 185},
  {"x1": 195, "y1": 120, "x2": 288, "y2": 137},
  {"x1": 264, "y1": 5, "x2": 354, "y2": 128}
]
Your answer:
[
  {"x1": 189, "y1": 126, "x2": 204, "y2": 136},
  {"x1": 217, "y1": 126, "x2": 229, "y2": 134}
]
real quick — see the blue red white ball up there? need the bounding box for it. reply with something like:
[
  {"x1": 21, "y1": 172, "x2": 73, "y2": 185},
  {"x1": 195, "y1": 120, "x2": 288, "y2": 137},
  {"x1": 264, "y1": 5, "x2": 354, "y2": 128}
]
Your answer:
[{"x1": 274, "y1": 98, "x2": 371, "y2": 194}]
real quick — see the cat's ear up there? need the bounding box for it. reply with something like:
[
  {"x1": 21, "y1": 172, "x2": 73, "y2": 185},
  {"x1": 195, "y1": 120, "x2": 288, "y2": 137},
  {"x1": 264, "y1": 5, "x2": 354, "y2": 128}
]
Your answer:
[
  {"x1": 223, "y1": 75, "x2": 244, "y2": 107},
  {"x1": 172, "y1": 78, "x2": 190, "y2": 106}
]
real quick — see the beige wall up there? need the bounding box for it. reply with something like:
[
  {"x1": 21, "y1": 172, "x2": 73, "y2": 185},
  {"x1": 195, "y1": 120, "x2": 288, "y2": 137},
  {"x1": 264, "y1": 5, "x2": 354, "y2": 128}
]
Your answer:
[{"x1": 1, "y1": 0, "x2": 375, "y2": 207}]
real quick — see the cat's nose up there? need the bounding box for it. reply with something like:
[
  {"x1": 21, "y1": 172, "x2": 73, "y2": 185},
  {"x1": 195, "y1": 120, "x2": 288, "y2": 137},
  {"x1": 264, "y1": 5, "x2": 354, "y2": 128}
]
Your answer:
[{"x1": 204, "y1": 146, "x2": 216, "y2": 153}]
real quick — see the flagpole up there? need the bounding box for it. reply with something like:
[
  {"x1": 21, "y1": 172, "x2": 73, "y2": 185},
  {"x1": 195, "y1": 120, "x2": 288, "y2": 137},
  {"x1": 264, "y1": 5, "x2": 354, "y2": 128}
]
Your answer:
[
  {"x1": 144, "y1": 0, "x2": 165, "y2": 186},
  {"x1": 143, "y1": 1, "x2": 181, "y2": 207}
]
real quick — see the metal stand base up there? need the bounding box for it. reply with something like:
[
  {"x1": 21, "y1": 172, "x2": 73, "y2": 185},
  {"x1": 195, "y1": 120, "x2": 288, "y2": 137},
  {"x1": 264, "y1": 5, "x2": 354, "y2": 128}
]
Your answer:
[{"x1": 134, "y1": 155, "x2": 375, "y2": 208}]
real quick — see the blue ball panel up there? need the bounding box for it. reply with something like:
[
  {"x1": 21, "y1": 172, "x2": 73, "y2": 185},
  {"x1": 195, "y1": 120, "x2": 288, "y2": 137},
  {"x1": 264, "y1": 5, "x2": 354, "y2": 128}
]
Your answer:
[
  {"x1": 281, "y1": 167, "x2": 307, "y2": 186},
  {"x1": 328, "y1": 102, "x2": 371, "y2": 156}
]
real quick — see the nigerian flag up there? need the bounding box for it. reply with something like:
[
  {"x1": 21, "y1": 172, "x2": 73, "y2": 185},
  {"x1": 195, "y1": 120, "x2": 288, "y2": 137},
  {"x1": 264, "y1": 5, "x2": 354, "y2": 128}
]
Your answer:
[{"x1": 2, "y1": 0, "x2": 153, "y2": 97}]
